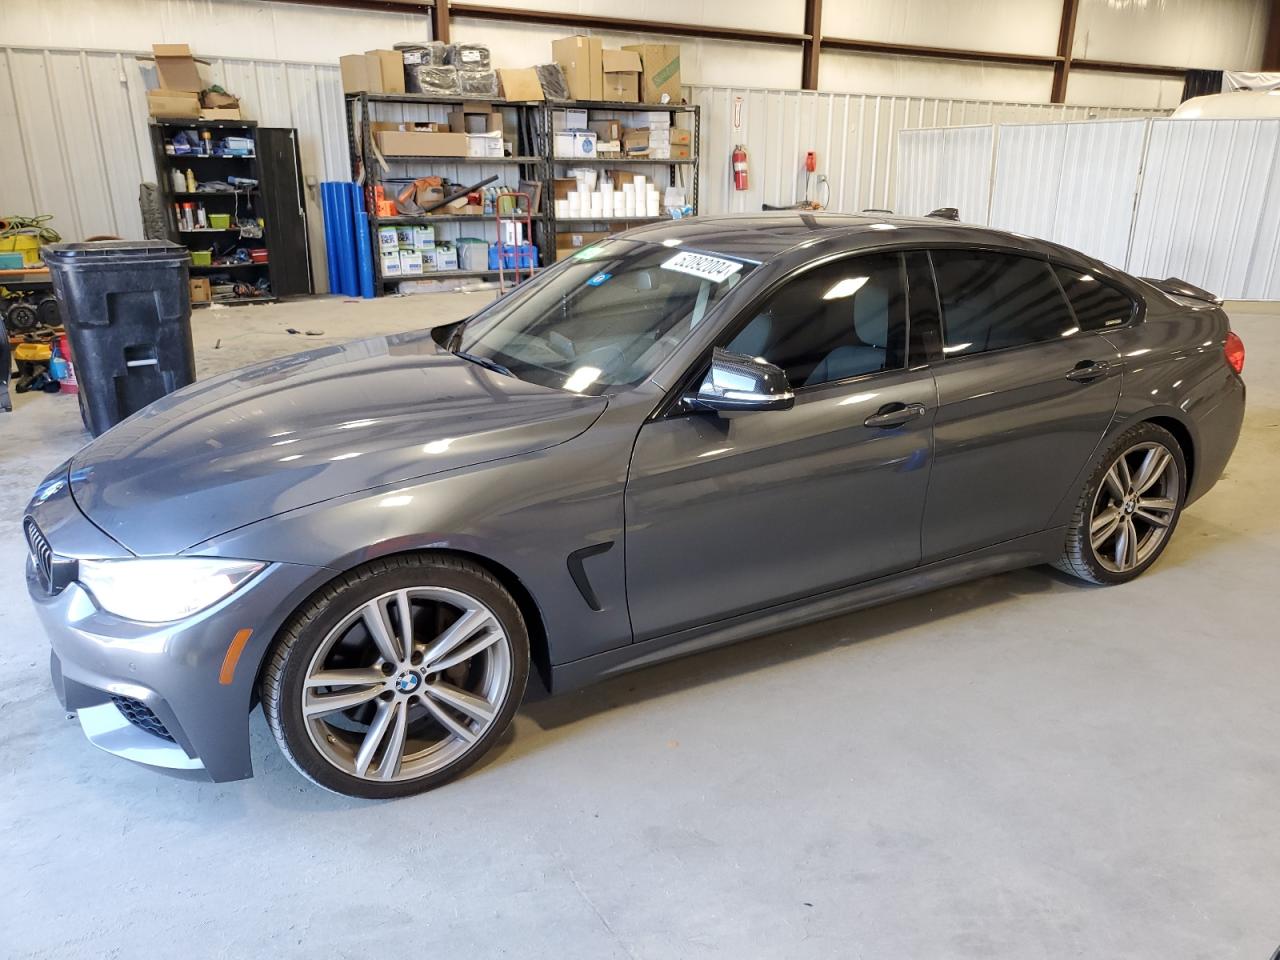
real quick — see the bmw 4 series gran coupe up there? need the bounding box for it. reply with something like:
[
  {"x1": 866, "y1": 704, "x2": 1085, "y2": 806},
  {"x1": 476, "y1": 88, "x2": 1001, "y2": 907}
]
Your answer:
[{"x1": 25, "y1": 214, "x2": 1245, "y2": 798}]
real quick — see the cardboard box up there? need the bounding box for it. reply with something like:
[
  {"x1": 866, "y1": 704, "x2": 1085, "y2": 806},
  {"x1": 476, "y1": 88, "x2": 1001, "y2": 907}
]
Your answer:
[
  {"x1": 588, "y1": 119, "x2": 621, "y2": 141},
  {"x1": 189, "y1": 277, "x2": 211, "y2": 303},
  {"x1": 552, "y1": 108, "x2": 589, "y2": 132},
  {"x1": 669, "y1": 143, "x2": 691, "y2": 160},
  {"x1": 340, "y1": 53, "x2": 382, "y2": 93},
  {"x1": 365, "y1": 49, "x2": 405, "y2": 94},
  {"x1": 153, "y1": 44, "x2": 202, "y2": 92},
  {"x1": 556, "y1": 230, "x2": 609, "y2": 261},
  {"x1": 449, "y1": 109, "x2": 503, "y2": 134},
  {"x1": 147, "y1": 89, "x2": 201, "y2": 118},
  {"x1": 554, "y1": 130, "x2": 597, "y2": 159},
  {"x1": 199, "y1": 108, "x2": 242, "y2": 121},
  {"x1": 467, "y1": 131, "x2": 505, "y2": 158},
  {"x1": 670, "y1": 127, "x2": 691, "y2": 146},
  {"x1": 377, "y1": 130, "x2": 468, "y2": 157},
  {"x1": 499, "y1": 68, "x2": 544, "y2": 101},
  {"x1": 622, "y1": 128, "x2": 649, "y2": 154},
  {"x1": 601, "y1": 49, "x2": 641, "y2": 103},
  {"x1": 623, "y1": 44, "x2": 681, "y2": 102},
  {"x1": 553, "y1": 178, "x2": 578, "y2": 201},
  {"x1": 552, "y1": 35, "x2": 603, "y2": 101}
]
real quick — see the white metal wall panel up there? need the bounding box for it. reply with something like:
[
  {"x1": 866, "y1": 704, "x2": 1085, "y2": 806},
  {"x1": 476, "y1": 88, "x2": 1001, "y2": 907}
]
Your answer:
[
  {"x1": 687, "y1": 83, "x2": 1160, "y2": 219},
  {"x1": 895, "y1": 126, "x2": 994, "y2": 222},
  {"x1": 1129, "y1": 118, "x2": 1280, "y2": 299},
  {"x1": 988, "y1": 119, "x2": 1148, "y2": 267}
]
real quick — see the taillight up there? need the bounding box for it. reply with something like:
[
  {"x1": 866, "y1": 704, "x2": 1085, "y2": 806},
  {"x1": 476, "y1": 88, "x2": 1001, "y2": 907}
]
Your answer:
[{"x1": 1225, "y1": 331, "x2": 1245, "y2": 375}]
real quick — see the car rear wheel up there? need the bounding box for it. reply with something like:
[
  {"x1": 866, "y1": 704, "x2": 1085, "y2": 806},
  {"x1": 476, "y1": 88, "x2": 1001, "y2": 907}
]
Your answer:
[
  {"x1": 1055, "y1": 422, "x2": 1186, "y2": 585},
  {"x1": 262, "y1": 555, "x2": 529, "y2": 799}
]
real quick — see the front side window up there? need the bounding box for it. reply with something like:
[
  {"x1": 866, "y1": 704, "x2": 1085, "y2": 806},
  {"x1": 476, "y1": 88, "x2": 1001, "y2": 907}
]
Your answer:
[
  {"x1": 459, "y1": 240, "x2": 754, "y2": 394},
  {"x1": 931, "y1": 250, "x2": 1077, "y2": 357},
  {"x1": 1054, "y1": 266, "x2": 1138, "y2": 331},
  {"x1": 723, "y1": 253, "x2": 907, "y2": 388}
]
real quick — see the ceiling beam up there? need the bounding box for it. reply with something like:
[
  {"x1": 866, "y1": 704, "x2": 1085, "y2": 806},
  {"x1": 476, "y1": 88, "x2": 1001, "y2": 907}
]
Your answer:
[
  {"x1": 821, "y1": 35, "x2": 1061, "y2": 68},
  {"x1": 267, "y1": 0, "x2": 434, "y2": 15},
  {"x1": 1050, "y1": 0, "x2": 1080, "y2": 103},
  {"x1": 1071, "y1": 58, "x2": 1188, "y2": 79},
  {"x1": 449, "y1": 4, "x2": 810, "y2": 46},
  {"x1": 432, "y1": 0, "x2": 450, "y2": 42},
  {"x1": 801, "y1": 0, "x2": 823, "y2": 90}
]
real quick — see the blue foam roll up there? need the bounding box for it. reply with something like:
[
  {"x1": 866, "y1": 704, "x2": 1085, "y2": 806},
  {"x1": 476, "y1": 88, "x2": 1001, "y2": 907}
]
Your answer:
[
  {"x1": 320, "y1": 183, "x2": 341, "y2": 296},
  {"x1": 332, "y1": 182, "x2": 357, "y2": 296},
  {"x1": 349, "y1": 184, "x2": 376, "y2": 299}
]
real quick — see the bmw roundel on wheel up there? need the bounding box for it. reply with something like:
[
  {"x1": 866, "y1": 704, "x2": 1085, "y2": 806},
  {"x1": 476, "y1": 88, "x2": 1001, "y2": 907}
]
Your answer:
[{"x1": 25, "y1": 214, "x2": 1245, "y2": 799}]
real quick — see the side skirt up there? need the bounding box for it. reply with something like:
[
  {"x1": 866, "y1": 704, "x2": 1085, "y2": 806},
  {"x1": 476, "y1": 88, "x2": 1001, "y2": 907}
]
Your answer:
[{"x1": 549, "y1": 528, "x2": 1065, "y2": 694}]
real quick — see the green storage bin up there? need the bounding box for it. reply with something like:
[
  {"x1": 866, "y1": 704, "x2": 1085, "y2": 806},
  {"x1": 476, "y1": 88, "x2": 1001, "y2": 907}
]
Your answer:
[{"x1": 190, "y1": 250, "x2": 212, "y2": 266}]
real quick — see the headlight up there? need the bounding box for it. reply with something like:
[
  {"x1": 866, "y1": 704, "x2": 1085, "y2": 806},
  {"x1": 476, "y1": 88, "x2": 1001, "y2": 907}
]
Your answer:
[{"x1": 77, "y1": 557, "x2": 265, "y2": 623}]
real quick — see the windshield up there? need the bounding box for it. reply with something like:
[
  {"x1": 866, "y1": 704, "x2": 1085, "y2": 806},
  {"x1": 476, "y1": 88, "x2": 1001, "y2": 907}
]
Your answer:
[{"x1": 457, "y1": 239, "x2": 755, "y2": 395}]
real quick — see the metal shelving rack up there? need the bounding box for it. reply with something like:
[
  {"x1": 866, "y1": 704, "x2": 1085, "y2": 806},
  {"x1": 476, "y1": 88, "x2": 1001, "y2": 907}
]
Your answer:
[
  {"x1": 344, "y1": 92, "x2": 551, "y2": 293},
  {"x1": 343, "y1": 93, "x2": 701, "y2": 291},
  {"x1": 535, "y1": 100, "x2": 700, "y2": 259},
  {"x1": 150, "y1": 119, "x2": 275, "y2": 307}
]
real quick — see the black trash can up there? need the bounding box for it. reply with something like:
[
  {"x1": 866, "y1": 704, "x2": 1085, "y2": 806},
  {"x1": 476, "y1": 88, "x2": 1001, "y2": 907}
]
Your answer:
[{"x1": 43, "y1": 240, "x2": 194, "y2": 437}]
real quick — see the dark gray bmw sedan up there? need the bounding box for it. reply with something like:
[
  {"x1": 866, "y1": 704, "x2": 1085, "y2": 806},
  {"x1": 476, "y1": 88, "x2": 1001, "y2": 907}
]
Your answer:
[{"x1": 25, "y1": 214, "x2": 1245, "y2": 798}]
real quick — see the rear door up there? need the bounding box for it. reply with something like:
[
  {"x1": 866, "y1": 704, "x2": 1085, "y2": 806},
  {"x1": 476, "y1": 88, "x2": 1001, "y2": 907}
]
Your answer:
[
  {"x1": 920, "y1": 249, "x2": 1123, "y2": 561},
  {"x1": 624, "y1": 251, "x2": 936, "y2": 641}
]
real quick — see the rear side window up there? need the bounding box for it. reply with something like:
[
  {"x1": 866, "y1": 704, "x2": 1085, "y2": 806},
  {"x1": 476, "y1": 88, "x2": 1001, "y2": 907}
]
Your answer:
[
  {"x1": 931, "y1": 250, "x2": 1076, "y2": 357},
  {"x1": 1053, "y1": 266, "x2": 1137, "y2": 331},
  {"x1": 723, "y1": 253, "x2": 907, "y2": 388}
]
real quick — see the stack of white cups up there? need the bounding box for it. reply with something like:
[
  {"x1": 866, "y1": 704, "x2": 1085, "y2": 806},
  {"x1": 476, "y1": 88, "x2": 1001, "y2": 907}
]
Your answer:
[
  {"x1": 622, "y1": 182, "x2": 636, "y2": 217},
  {"x1": 566, "y1": 191, "x2": 581, "y2": 218},
  {"x1": 602, "y1": 183, "x2": 614, "y2": 218},
  {"x1": 555, "y1": 198, "x2": 569, "y2": 219},
  {"x1": 646, "y1": 184, "x2": 661, "y2": 217}
]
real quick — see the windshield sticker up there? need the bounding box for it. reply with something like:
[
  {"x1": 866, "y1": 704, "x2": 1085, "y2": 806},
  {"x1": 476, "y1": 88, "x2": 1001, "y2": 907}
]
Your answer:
[
  {"x1": 587, "y1": 272, "x2": 612, "y2": 286},
  {"x1": 661, "y1": 251, "x2": 744, "y2": 283}
]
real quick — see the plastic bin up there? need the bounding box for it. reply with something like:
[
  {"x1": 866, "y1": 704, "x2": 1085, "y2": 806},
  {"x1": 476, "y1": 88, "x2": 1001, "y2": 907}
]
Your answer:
[
  {"x1": 42, "y1": 240, "x2": 194, "y2": 437},
  {"x1": 456, "y1": 238, "x2": 489, "y2": 272}
]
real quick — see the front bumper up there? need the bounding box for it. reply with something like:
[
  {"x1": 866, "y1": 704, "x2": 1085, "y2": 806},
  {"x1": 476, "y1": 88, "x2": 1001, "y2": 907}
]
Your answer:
[{"x1": 29, "y1": 554, "x2": 325, "y2": 783}]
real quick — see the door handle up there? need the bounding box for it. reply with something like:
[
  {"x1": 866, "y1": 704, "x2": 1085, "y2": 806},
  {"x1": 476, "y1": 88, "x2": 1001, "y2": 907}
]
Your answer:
[
  {"x1": 1066, "y1": 359, "x2": 1111, "y2": 382},
  {"x1": 864, "y1": 402, "x2": 927, "y2": 428}
]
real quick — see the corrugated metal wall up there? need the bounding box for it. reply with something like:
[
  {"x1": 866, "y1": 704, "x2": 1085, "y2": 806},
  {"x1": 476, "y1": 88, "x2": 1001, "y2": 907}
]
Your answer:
[
  {"x1": 0, "y1": 45, "x2": 350, "y2": 290},
  {"x1": 990, "y1": 119, "x2": 1150, "y2": 268},
  {"x1": 0, "y1": 44, "x2": 1162, "y2": 293},
  {"x1": 687, "y1": 84, "x2": 1158, "y2": 217},
  {"x1": 895, "y1": 126, "x2": 995, "y2": 221},
  {"x1": 897, "y1": 116, "x2": 1280, "y2": 299},
  {"x1": 1129, "y1": 119, "x2": 1280, "y2": 299}
]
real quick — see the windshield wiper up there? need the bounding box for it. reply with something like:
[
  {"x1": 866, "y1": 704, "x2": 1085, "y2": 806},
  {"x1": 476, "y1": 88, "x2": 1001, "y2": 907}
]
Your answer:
[{"x1": 455, "y1": 350, "x2": 514, "y2": 378}]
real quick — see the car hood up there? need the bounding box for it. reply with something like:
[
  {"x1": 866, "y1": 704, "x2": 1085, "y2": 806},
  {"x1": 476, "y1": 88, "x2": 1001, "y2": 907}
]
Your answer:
[{"x1": 69, "y1": 329, "x2": 607, "y2": 555}]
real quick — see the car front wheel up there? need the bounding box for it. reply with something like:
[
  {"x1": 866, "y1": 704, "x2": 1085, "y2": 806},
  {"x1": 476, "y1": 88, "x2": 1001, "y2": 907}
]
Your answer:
[
  {"x1": 263, "y1": 555, "x2": 529, "y2": 799},
  {"x1": 1056, "y1": 421, "x2": 1186, "y2": 585}
]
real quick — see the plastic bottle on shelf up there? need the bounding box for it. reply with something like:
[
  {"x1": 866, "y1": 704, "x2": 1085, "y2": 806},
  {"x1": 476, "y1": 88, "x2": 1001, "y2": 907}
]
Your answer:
[
  {"x1": 201, "y1": 130, "x2": 213, "y2": 157},
  {"x1": 197, "y1": 203, "x2": 207, "y2": 229},
  {"x1": 185, "y1": 168, "x2": 197, "y2": 193},
  {"x1": 171, "y1": 168, "x2": 186, "y2": 193}
]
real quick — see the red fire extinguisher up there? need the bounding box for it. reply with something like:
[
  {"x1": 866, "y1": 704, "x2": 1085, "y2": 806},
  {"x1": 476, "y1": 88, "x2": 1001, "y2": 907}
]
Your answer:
[{"x1": 732, "y1": 144, "x2": 749, "y2": 191}]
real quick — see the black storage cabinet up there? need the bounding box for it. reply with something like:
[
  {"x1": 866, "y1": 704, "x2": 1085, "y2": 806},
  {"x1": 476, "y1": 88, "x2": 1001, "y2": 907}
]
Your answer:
[{"x1": 43, "y1": 240, "x2": 195, "y2": 437}]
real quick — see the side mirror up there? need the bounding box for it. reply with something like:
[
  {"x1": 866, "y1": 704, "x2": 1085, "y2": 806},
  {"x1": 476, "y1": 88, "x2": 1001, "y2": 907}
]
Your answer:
[{"x1": 688, "y1": 347, "x2": 795, "y2": 413}]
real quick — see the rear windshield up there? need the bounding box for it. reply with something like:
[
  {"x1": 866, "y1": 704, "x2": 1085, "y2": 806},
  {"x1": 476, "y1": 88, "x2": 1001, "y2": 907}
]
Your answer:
[{"x1": 458, "y1": 239, "x2": 755, "y2": 394}]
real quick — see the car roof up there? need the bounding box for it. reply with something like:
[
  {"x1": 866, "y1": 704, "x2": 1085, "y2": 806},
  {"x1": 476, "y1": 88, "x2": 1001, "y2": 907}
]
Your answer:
[{"x1": 620, "y1": 212, "x2": 1097, "y2": 271}]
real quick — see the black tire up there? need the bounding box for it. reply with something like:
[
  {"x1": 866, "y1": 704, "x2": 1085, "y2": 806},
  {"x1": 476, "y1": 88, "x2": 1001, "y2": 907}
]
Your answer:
[
  {"x1": 262, "y1": 554, "x2": 529, "y2": 799},
  {"x1": 1055, "y1": 421, "x2": 1187, "y2": 584}
]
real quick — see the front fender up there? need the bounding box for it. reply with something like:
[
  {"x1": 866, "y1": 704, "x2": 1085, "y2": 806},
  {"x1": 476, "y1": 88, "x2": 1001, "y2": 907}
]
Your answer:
[{"x1": 194, "y1": 400, "x2": 646, "y2": 667}]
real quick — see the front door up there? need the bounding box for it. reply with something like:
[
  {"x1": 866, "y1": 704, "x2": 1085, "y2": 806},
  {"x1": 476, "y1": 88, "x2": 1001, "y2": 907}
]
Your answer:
[
  {"x1": 624, "y1": 252, "x2": 936, "y2": 642},
  {"x1": 920, "y1": 249, "x2": 1125, "y2": 561}
]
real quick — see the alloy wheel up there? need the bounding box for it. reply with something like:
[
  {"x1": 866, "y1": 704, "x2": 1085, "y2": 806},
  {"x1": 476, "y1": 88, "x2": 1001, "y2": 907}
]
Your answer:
[
  {"x1": 301, "y1": 586, "x2": 512, "y2": 782},
  {"x1": 1088, "y1": 441, "x2": 1180, "y2": 574}
]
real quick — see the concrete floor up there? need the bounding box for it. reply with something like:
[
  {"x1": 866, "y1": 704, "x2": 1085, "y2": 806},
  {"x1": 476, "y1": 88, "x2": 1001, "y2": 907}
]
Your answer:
[{"x1": 2, "y1": 295, "x2": 1277, "y2": 959}]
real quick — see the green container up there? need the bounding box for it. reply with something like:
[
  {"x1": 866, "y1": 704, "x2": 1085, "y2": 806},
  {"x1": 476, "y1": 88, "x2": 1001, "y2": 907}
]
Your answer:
[
  {"x1": 190, "y1": 250, "x2": 212, "y2": 266},
  {"x1": 208, "y1": 213, "x2": 232, "y2": 230}
]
